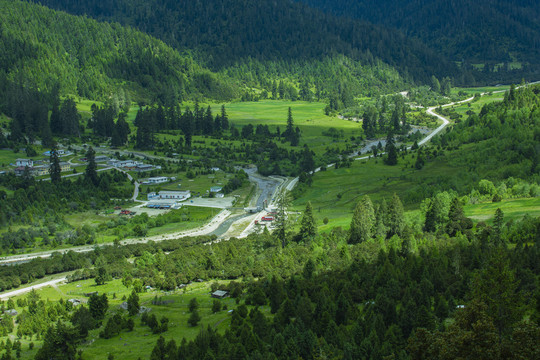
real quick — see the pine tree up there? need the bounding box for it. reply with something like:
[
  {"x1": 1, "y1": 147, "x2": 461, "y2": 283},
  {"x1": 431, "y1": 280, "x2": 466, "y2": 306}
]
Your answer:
[
  {"x1": 446, "y1": 198, "x2": 465, "y2": 237},
  {"x1": 302, "y1": 258, "x2": 315, "y2": 280},
  {"x1": 283, "y1": 107, "x2": 295, "y2": 145},
  {"x1": 374, "y1": 200, "x2": 389, "y2": 238},
  {"x1": 85, "y1": 146, "x2": 99, "y2": 186},
  {"x1": 187, "y1": 310, "x2": 201, "y2": 327},
  {"x1": 431, "y1": 75, "x2": 441, "y2": 94},
  {"x1": 387, "y1": 194, "x2": 404, "y2": 238},
  {"x1": 49, "y1": 92, "x2": 62, "y2": 134},
  {"x1": 423, "y1": 203, "x2": 437, "y2": 232},
  {"x1": 300, "y1": 145, "x2": 315, "y2": 174},
  {"x1": 348, "y1": 195, "x2": 375, "y2": 244},
  {"x1": 35, "y1": 321, "x2": 78, "y2": 360},
  {"x1": 127, "y1": 290, "x2": 140, "y2": 316},
  {"x1": 60, "y1": 98, "x2": 80, "y2": 136},
  {"x1": 414, "y1": 148, "x2": 424, "y2": 169},
  {"x1": 493, "y1": 208, "x2": 504, "y2": 244},
  {"x1": 49, "y1": 143, "x2": 62, "y2": 184},
  {"x1": 188, "y1": 298, "x2": 199, "y2": 313},
  {"x1": 385, "y1": 142, "x2": 398, "y2": 165},
  {"x1": 220, "y1": 105, "x2": 229, "y2": 130},
  {"x1": 275, "y1": 193, "x2": 291, "y2": 248},
  {"x1": 472, "y1": 249, "x2": 522, "y2": 342},
  {"x1": 299, "y1": 201, "x2": 316, "y2": 242}
]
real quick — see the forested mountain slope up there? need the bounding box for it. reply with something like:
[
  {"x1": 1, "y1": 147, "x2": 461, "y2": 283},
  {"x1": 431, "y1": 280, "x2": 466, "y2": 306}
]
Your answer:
[
  {"x1": 300, "y1": 0, "x2": 540, "y2": 69},
  {"x1": 30, "y1": 0, "x2": 459, "y2": 84},
  {"x1": 0, "y1": 0, "x2": 237, "y2": 103}
]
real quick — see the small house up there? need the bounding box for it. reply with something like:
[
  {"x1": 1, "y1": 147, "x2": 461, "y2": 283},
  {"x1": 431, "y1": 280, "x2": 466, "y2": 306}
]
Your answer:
[
  {"x1": 136, "y1": 164, "x2": 154, "y2": 172},
  {"x1": 143, "y1": 176, "x2": 169, "y2": 185},
  {"x1": 32, "y1": 165, "x2": 49, "y2": 176},
  {"x1": 14, "y1": 166, "x2": 29, "y2": 176},
  {"x1": 158, "y1": 190, "x2": 191, "y2": 200},
  {"x1": 16, "y1": 159, "x2": 33, "y2": 167},
  {"x1": 59, "y1": 162, "x2": 71, "y2": 172},
  {"x1": 94, "y1": 155, "x2": 109, "y2": 162},
  {"x1": 210, "y1": 186, "x2": 223, "y2": 193},
  {"x1": 211, "y1": 290, "x2": 229, "y2": 299},
  {"x1": 68, "y1": 299, "x2": 82, "y2": 306},
  {"x1": 4, "y1": 309, "x2": 18, "y2": 316}
]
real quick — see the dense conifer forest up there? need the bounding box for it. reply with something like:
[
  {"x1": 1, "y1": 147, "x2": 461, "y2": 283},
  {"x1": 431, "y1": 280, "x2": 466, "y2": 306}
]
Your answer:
[
  {"x1": 31, "y1": 0, "x2": 458, "y2": 84},
  {"x1": 0, "y1": 0, "x2": 237, "y2": 103},
  {"x1": 300, "y1": 0, "x2": 540, "y2": 69}
]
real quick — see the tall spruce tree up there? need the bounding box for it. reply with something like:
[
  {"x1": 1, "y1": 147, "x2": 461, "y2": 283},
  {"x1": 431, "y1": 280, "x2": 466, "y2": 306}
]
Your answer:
[
  {"x1": 275, "y1": 193, "x2": 291, "y2": 248},
  {"x1": 348, "y1": 195, "x2": 375, "y2": 244},
  {"x1": 49, "y1": 143, "x2": 62, "y2": 183},
  {"x1": 446, "y1": 197, "x2": 467, "y2": 237},
  {"x1": 472, "y1": 249, "x2": 522, "y2": 342},
  {"x1": 493, "y1": 208, "x2": 504, "y2": 244},
  {"x1": 85, "y1": 146, "x2": 99, "y2": 186},
  {"x1": 387, "y1": 193, "x2": 404, "y2": 238},
  {"x1": 127, "y1": 290, "x2": 140, "y2": 316},
  {"x1": 59, "y1": 98, "x2": 80, "y2": 136},
  {"x1": 299, "y1": 201, "x2": 316, "y2": 242}
]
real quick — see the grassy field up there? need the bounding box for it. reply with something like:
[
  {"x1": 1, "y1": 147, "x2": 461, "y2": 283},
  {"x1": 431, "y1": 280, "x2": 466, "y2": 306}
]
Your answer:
[
  {"x1": 450, "y1": 91, "x2": 506, "y2": 118},
  {"x1": 453, "y1": 85, "x2": 510, "y2": 95},
  {"x1": 464, "y1": 197, "x2": 540, "y2": 224},
  {"x1": 146, "y1": 206, "x2": 218, "y2": 236},
  {"x1": 63, "y1": 206, "x2": 217, "y2": 239},
  {"x1": 291, "y1": 153, "x2": 443, "y2": 232},
  {"x1": 8, "y1": 278, "x2": 264, "y2": 360},
  {"x1": 291, "y1": 147, "x2": 540, "y2": 234},
  {"x1": 226, "y1": 100, "x2": 362, "y2": 152}
]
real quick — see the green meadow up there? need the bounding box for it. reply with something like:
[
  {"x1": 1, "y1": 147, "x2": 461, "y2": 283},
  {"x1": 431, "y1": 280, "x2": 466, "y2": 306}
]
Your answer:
[
  {"x1": 451, "y1": 91, "x2": 506, "y2": 118},
  {"x1": 225, "y1": 100, "x2": 362, "y2": 151},
  {"x1": 291, "y1": 150, "x2": 539, "y2": 233},
  {"x1": 464, "y1": 197, "x2": 540, "y2": 224},
  {"x1": 291, "y1": 152, "x2": 439, "y2": 232}
]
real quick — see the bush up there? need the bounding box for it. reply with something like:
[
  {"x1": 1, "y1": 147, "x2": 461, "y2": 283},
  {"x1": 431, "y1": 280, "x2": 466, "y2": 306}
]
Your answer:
[
  {"x1": 212, "y1": 299, "x2": 222, "y2": 313},
  {"x1": 188, "y1": 310, "x2": 201, "y2": 327},
  {"x1": 188, "y1": 298, "x2": 199, "y2": 312}
]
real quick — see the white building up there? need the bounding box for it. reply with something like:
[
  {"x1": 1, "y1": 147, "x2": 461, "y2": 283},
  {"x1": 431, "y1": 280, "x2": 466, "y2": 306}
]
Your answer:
[
  {"x1": 136, "y1": 164, "x2": 154, "y2": 172},
  {"x1": 109, "y1": 159, "x2": 141, "y2": 168},
  {"x1": 147, "y1": 190, "x2": 191, "y2": 201},
  {"x1": 143, "y1": 177, "x2": 169, "y2": 185},
  {"x1": 16, "y1": 159, "x2": 33, "y2": 167},
  {"x1": 94, "y1": 155, "x2": 109, "y2": 162},
  {"x1": 158, "y1": 190, "x2": 191, "y2": 200}
]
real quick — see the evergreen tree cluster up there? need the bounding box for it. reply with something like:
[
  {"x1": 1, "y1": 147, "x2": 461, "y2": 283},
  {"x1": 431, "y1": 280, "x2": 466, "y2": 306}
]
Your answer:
[
  {"x1": 348, "y1": 194, "x2": 406, "y2": 244},
  {"x1": 0, "y1": 168, "x2": 131, "y2": 235},
  {"x1": 133, "y1": 103, "x2": 230, "y2": 150},
  {"x1": 149, "y1": 236, "x2": 540, "y2": 359}
]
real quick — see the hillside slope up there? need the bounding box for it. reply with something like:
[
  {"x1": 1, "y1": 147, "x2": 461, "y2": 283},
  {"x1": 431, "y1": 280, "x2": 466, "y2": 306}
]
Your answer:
[
  {"x1": 30, "y1": 0, "x2": 459, "y2": 84},
  {"x1": 300, "y1": 0, "x2": 540, "y2": 68},
  {"x1": 0, "y1": 0, "x2": 237, "y2": 102}
]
